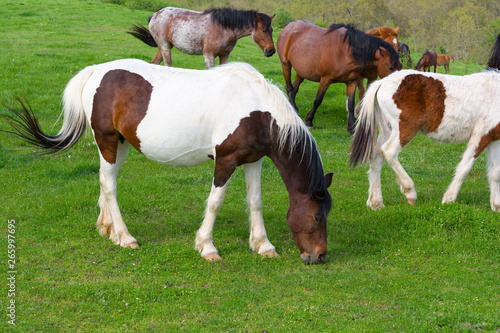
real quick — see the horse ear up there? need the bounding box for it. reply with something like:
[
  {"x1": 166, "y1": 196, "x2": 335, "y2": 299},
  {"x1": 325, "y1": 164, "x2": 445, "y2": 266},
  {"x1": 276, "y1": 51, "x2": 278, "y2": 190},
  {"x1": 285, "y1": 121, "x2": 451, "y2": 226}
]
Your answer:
[
  {"x1": 270, "y1": 14, "x2": 276, "y2": 20},
  {"x1": 325, "y1": 173, "x2": 333, "y2": 188},
  {"x1": 394, "y1": 26, "x2": 400, "y2": 35},
  {"x1": 254, "y1": 12, "x2": 262, "y2": 23}
]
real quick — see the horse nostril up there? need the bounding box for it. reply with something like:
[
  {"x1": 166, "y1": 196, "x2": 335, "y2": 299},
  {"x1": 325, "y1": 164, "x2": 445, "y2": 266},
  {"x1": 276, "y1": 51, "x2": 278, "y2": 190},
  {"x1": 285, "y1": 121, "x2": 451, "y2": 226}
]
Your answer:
[
  {"x1": 317, "y1": 253, "x2": 326, "y2": 263},
  {"x1": 265, "y1": 49, "x2": 276, "y2": 57}
]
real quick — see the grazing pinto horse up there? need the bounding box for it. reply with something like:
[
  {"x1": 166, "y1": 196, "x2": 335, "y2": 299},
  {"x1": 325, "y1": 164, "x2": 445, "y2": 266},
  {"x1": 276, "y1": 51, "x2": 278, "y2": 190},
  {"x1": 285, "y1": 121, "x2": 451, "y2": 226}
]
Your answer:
[
  {"x1": 3, "y1": 59, "x2": 332, "y2": 264},
  {"x1": 277, "y1": 21, "x2": 401, "y2": 133},
  {"x1": 128, "y1": 7, "x2": 275, "y2": 68},
  {"x1": 437, "y1": 54, "x2": 455, "y2": 74},
  {"x1": 349, "y1": 34, "x2": 500, "y2": 211},
  {"x1": 415, "y1": 50, "x2": 438, "y2": 72}
]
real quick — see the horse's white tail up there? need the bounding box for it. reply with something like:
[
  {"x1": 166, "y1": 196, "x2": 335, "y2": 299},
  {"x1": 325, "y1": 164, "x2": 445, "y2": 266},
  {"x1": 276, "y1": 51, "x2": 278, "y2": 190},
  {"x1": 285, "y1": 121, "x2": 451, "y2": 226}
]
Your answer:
[
  {"x1": 349, "y1": 80, "x2": 383, "y2": 166},
  {"x1": 3, "y1": 65, "x2": 96, "y2": 153}
]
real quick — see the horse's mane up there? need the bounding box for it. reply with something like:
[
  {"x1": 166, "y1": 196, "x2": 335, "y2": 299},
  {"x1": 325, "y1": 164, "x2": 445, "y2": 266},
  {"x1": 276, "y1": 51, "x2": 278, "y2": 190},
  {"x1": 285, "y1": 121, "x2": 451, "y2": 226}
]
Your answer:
[
  {"x1": 487, "y1": 32, "x2": 500, "y2": 70},
  {"x1": 203, "y1": 7, "x2": 272, "y2": 31},
  {"x1": 326, "y1": 23, "x2": 400, "y2": 70},
  {"x1": 214, "y1": 62, "x2": 328, "y2": 197}
]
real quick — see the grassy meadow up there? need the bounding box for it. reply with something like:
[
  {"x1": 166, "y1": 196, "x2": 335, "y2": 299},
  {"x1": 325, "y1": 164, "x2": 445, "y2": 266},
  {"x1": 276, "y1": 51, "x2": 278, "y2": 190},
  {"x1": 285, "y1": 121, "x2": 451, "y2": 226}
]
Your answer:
[{"x1": 1, "y1": 1, "x2": 499, "y2": 332}]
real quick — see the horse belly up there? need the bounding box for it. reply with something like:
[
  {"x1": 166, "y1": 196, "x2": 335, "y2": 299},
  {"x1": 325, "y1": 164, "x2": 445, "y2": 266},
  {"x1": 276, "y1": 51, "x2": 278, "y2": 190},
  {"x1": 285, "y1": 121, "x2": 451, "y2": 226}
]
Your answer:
[
  {"x1": 136, "y1": 121, "x2": 214, "y2": 166},
  {"x1": 170, "y1": 22, "x2": 207, "y2": 55}
]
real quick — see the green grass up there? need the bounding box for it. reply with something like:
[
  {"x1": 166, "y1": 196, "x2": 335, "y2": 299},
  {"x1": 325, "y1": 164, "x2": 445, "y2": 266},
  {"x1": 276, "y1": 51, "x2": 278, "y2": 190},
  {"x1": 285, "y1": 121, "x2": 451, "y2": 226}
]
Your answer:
[{"x1": 1, "y1": 1, "x2": 499, "y2": 332}]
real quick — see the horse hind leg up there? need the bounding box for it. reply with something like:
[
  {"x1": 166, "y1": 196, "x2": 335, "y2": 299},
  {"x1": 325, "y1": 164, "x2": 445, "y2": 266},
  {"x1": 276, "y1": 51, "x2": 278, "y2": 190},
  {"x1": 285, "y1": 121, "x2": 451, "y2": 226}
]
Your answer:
[
  {"x1": 97, "y1": 141, "x2": 138, "y2": 248},
  {"x1": 244, "y1": 159, "x2": 278, "y2": 257},
  {"x1": 381, "y1": 130, "x2": 418, "y2": 205},
  {"x1": 305, "y1": 78, "x2": 330, "y2": 129},
  {"x1": 151, "y1": 49, "x2": 163, "y2": 65},
  {"x1": 367, "y1": 118, "x2": 392, "y2": 210}
]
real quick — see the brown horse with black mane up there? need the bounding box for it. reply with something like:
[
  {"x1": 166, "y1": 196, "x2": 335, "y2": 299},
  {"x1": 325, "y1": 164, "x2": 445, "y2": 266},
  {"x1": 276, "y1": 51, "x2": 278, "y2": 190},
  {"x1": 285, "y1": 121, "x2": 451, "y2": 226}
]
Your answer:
[
  {"x1": 416, "y1": 50, "x2": 438, "y2": 72},
  {"x1": 277, "y1": 21, "x2": 401, "y2": 133},
  {"x1": 128, "y1": 7, "x2": 275, "y2": 68}
]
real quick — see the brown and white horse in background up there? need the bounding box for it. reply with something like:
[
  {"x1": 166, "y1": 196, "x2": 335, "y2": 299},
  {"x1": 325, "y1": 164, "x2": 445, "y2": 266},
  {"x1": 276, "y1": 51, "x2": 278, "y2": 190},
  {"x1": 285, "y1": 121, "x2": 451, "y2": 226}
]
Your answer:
[
  {"x1": 350, "y1": 32, "x2": 500, "y2": 212},
  {"x1": 2, "y1": 59, "x2": 332, "y2": 264},
  {"x1": 128, "y1": 7, "x2": 275, "y2": 68},
  {"x1": 437, "y1": 54, "x2": 455, "y2": 74}
]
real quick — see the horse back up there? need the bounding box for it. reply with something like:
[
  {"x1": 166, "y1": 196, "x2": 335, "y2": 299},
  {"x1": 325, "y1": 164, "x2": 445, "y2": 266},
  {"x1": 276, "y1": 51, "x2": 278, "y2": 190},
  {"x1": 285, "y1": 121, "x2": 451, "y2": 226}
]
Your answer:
[
  {"x1": 82, "y1": 60, "x2": 284, "y2": 166},
  {"x1": 149, "y1": 7, "x2": 209, "y2": 55}
]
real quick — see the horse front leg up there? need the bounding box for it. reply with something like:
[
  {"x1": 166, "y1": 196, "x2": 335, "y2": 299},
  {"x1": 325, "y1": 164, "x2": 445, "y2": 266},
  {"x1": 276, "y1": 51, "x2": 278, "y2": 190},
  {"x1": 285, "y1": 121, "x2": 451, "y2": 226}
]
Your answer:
[
  {"x1": 305, "y1": 78, "x2": 330, "y2": 129},
  {"x1": 346, "y1": 82, "x2": 358, "y2": 134},
  {"x1": 353, "y1": 78, "x2": 366, "y2": 118},
  {"x1": 195, "y1": 156, "x2": 236, "y2": 260},
  {"x1": 218, "y1": 53, "x2": 230, "y2": 66},
  {"x1": 195, "y1": 180, "x2": 230, "y2": 260},
  {"x1": 280, "y1": 61, "x2": 302, "y2": 112},
  {"x1": 244, "y1": 159, "x2": 278, "y2": 257}
]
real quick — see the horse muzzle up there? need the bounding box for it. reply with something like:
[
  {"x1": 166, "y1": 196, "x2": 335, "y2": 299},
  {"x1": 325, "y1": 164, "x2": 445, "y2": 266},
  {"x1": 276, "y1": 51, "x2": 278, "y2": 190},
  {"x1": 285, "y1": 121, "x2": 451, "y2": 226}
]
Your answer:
[
  {"x1": 264, "y1": 48, "x2": 276, "y2": 57},
  {"x1": 301, "y1": 251, "x2": 326, "y2": 264}
]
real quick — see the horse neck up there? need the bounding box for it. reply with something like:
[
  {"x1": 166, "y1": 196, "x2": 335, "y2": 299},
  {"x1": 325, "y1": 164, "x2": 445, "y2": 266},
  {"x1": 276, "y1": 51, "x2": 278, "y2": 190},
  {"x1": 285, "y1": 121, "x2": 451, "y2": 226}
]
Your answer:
[
  {"x1": 231, "y1": 26, "x2": 253, "y2": 39},
  {"x1": 267, "y1": 134, "x2": 321, "y2": 200}
]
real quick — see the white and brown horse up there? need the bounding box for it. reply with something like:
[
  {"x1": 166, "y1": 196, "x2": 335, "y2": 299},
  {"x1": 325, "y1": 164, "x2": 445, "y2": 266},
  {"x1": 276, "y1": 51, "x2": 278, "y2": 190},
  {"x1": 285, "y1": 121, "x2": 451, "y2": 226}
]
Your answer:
[
  {"x1": 3, "y1": 59, "x2": 332, "y2": 264},
  {"x1": 350, "y1": 34, "x2": 500, "y2": 211},
  {"x1": 128, "y1": 7, "x2": 275, "y2": 68}
]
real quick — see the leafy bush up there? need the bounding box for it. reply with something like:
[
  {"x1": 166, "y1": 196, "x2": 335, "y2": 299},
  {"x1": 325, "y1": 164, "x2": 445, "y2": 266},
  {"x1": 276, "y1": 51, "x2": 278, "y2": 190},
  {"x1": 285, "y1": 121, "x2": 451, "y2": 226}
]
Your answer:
[{"x1": 274, "y1": 7, "x2": 294, "y2": 29}]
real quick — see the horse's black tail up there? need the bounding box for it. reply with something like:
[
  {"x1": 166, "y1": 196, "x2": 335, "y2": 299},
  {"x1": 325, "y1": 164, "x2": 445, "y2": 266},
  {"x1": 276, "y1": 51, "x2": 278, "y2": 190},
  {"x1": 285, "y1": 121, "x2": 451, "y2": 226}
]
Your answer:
[
  {"x1": 127, "y1": 24, "x2": 157, "y2": 47},
  {"x1": 1, "y1": 65, "x2": 95, "y2": 154}
]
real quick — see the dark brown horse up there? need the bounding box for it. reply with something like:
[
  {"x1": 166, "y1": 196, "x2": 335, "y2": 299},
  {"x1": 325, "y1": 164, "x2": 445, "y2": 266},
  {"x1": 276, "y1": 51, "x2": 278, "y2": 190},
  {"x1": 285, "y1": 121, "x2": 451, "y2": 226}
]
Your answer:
[
  {"x1": 128, "y1": 7, "x2": 275, "y2": 68},
  {"x1": 398, "y1": 42, "x2": 412, "y2": 67},
  {"x1": 415, "y1": 50, "x2": 437, "y2": 72},
  {"x1": 277, "y1": 21, "x2": 401, "y2": 133}
]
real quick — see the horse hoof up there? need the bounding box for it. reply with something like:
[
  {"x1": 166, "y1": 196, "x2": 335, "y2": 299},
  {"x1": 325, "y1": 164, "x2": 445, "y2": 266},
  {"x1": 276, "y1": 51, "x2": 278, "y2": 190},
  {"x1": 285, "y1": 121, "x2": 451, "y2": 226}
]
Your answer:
[
  {"x1": 260, "y1": 250, "x2": 279, "y2": 258},
  {"x1": 125, "y1": 242, "x2": 139, "y2": 249},
  {"x1": 407, "y1": 198, "x2": 416, "y2": 205},
  {"x1": 203, "y1": 253, "x2": 222, "y2": 261},
  {"x1": 306, "y1": 125, "x2": 314, "y2": 131}
]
